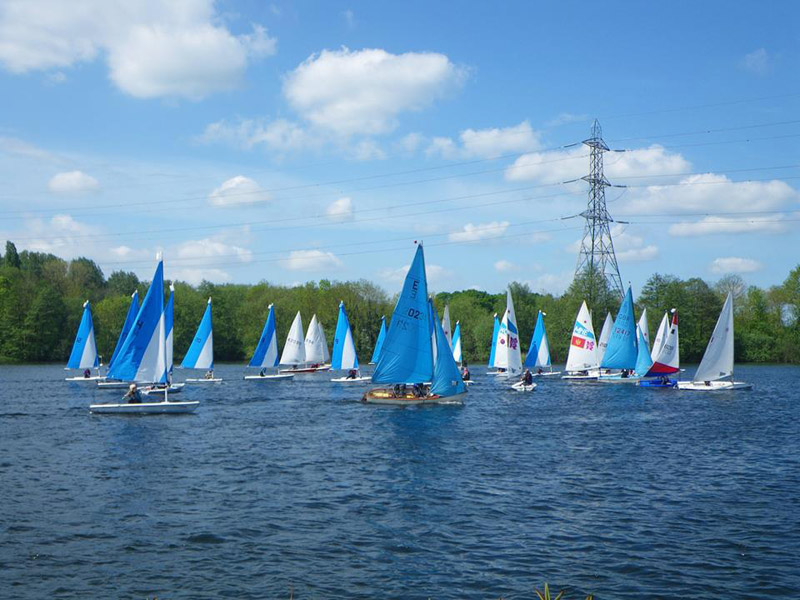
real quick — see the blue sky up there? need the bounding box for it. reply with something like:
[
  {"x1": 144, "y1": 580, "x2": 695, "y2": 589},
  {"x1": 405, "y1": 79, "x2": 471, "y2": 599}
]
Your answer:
[{"x1": 0, "y1": 0, "x2": 798, "y2": 295}]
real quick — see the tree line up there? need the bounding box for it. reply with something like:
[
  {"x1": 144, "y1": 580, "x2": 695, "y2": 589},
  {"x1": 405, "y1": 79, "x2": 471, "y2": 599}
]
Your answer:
[{"x1": 1, "y1": 241, "x2": 798, "y2": 366}]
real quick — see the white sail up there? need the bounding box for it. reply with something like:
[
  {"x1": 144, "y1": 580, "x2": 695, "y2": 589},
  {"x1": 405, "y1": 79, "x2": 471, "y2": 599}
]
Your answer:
[
  {"x1": 649, "y1": 310, "x2": 679, "y2": 374},
  {"x1": 280, "y1": 311, "x2": 306, "y2": 365},
  {"x1": 442, "y1": 305, "x2": 452, "y2": 348},
  {"x1": 693, "y1": 293, "x2": 735, "y2": 383},
  {"x1": 304, "y1": 314, "x2": 326, "y2": 364},
  {"x1": 318, "y1": 320, "x2": 330, "y2": 363},
  {"x1": 637, "y1": 308, "x2": 650, "y2": 347},
  {"x1": 452, "y1": 321, "x2": 462, "y2": 364},
  {"x1": 651, "y1": 312, "x2": 669, "y2": 361},
  {"x1": 494, "y1": 288, "x2": 522, "y2": 375},
  {"x1": 565, "y1": 301, "x2": 599, "y2": 372},
  {"x1": 596, "y1": 312, "x2": 613, "y2": 364}
]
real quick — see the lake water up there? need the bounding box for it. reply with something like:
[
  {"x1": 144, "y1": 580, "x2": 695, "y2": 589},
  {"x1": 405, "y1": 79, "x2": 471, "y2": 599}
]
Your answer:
[{"x1": 1, "y1": 364, "x2": 799, "y2": 599}]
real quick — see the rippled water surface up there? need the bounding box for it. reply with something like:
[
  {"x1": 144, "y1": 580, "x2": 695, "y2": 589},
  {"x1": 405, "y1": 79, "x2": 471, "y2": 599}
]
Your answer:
[{"x1": 1, "y1": 364, "x2": 799, "y2": 599}]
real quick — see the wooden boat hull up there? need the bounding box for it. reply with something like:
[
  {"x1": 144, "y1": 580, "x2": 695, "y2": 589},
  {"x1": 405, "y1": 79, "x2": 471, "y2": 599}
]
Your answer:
[
  {"x1": 90, "y1": 401, "x2": 199, "y2": 414},
  {"x1": 184, "y1": 378, "x2": 223, "y2": 384},
  {"x1": 361, "y1": 388, "x2": 465, "y2": 405},
  {"x1": 244, "y1": 374, "x2": 294, "y2": 381},
  {"x1": 511, "y1": 381, "x2": 537, "y2": 392},
  {"x1": 677, "y1": 381, "x2": 753, "y2": 391}
]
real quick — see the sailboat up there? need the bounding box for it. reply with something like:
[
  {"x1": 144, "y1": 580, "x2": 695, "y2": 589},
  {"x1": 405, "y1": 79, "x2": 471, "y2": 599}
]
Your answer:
[
  {"x1": 181, "y1": 298, "x2": 222, "y2": 383},
  {"x1": 651, "y1": 311, "x2": 669, "y2": 362},
  {"x1": 452, "y1": 320, "x2": 462, "y2": 365},
  {"x1": 639, "y1": 310, "x2": 679, "y2": 388},
  {"x1": 362, "y1": 243, "x2": 466, "y2": 405},
  {"x1": 562, "y1": 301, "x2": 600, "y2": 380},
  {"x1": 90, "y1": 256, "x2": 198, "y2": 414},
  {"x1": 369, "y1": 316, "x2": 387, "y2": 364},
  {"x1": 491, "y1": 288, "x2": 530, "y2": 391},
  {"x1": 678, "y1": 293, "x2": 752, "y2": 390},
  {"x1": 97, "y1": 291, "x2": 139, "y2": 388},
  {"x1": 279, "y1": 311, "x2": 307, "y2": 372},
  {"x1": 245, "y1": 304, "x2": 294, "y2": 380},
  {"x1": 141, "y1": 283, "x2": 183, "y2": 396},
  {"x1": 631, "y1": 325, "x2": 652, "y2": 378},
  {"x1": 65, "y1": 300, "x2": 104, "y2": 381},
  {"x1": 486, "y1": 313, "x2": 502, "y2": 375},
  {"x1": 638, "y1": 308, "x2": 650, "y2": 348},
  {"x1": 596, "y1": 312, "x2": 614, "y2": 365},
  {"x1": 441, "y1": 304, "x2": 452, "y2": 348},
  {"x1": 524, "y1": 310, "x2": 560, "y2": 376},
  {"x1": 597, "y1": 286, "x2": 640, "y2": 383},
  {"x1": 330, "y1": 301, "x2": 371, "y2": 383},
  {"x1": 297, "y1": 314, "x2": 331, "y2": 372}
]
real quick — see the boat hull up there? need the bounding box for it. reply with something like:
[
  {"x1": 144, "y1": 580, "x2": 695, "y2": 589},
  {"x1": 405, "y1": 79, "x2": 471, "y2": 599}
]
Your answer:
[
  {"x1": 638, "y1": 378, "x2": 678, "y2": 388},
  {"x1": 562, "y1": 373, "x2": 598, "y2": 381},
  {"x1": 677, "y1": 381, "x2": 753, "y2": 391},
  {"x1": 97, "y1": 380, "x2": 131, "y2": 389},
  {"x1": 534, "y1": 371, "x2": 562, "y2": 377},
  {"x1": 66, "y1": 376, "x2": 106, "y2": 382},
  {"x1": 89, "y1": 401, "x2": 199, "y2": 414},
  {"x1": 279, "y1": 365, "x2": 331, "y2": 373},
  {"x1": 361, "y1": 388, "x2": 465, "y2": 405},
  {"x1": 141, "y1": 383, "x2": 184, "y2": 396},
  {"x1": 184, "y1": 378, "x2": 223, "y2": 384},
  {"x1": 511, "y1": 381, "x2": 537, "y2": 392},
  {"x1": 596, "y1": 375, "x2": 641, "y2": 384},
  {"x1": 244, "y1": 374, "x2": 294, "y2": 381},
  {"x1": 330, "y1": 376, "x2": 372, "y2": 383}
]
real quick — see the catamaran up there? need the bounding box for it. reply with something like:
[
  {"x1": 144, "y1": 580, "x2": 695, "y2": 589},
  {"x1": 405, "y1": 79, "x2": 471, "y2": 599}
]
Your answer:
[
  {"x1": 562, "y1": 301, "x2": 599, "y2": 380},
  {"x1": 487, "y1": 313, "x2": 502, "y2": 375},
  {"x1": 330, "y1": 301, "x2": 371, "y2": 383},
  {"x1": 678, "y1": 293, "x2": 752, "y2": 391},
  {"x1": 97, "y1": 291, "x2": 139, "y2": 389},
  {"x1": 369, "y1": 316, "x2": 387, "y2": 364},
  {"x1": 597, "y1": 286, "x2": 640, "y2": 383},
  {"x1": 90, "y1": 256, "x2": 198, "y2": 414},
  {"x1": 65, "y1": 300, "x2": 104, "y2": 381},
  {"x1": 639, "y1": 310, "x2": 679, "y2": 388},
  {"x1": 245, "y1": 304, "x2": 293, "y2": 380},
  {"x1": 181, "y1": 298, "x2": 222, "y2": 383},
  {"x1": 362, "y1": 243, "x2": 466, "y2": 405},
  {"x1": 524, "y1": 310, "x2": 560, "y2": 376}
]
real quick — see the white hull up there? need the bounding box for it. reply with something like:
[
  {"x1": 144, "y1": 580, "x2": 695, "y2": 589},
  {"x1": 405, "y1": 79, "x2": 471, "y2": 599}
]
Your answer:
[
  {"x1": 279, "y1": 364, "x2": 331, "y2": 373},
  {"x1": 244, "y1": 373, "x2": 294, "y2": 381},
  {"x1": 330, "y1": 376, "x2": 372, "y2": 383},
  {"x1": 184, "y1": 378, "x2": 223, "y2": 384},
  {"x1": 562, "y1": 373, "x2": 598, "y2": 381},
  {"x1": 97, "y1": 380, "x2": 131, "y2": 389},
  {"x1": 487, "y1": 370, "x2": 508, "y2": 376},
  {"x1": 534, "y1": 370, "x2": 561, "y2": 377},
  {"x1": 66, "y1": 375, "x2": 106, "y2": 382},
  {"x1": 678, "y1": 381, "x2": 753, "y2": 391},
  {"x1": 511, "y1": 381, "x2": 537, "y2": 392},
  {"x1": 141, "y1": 383, "x2": 184, "y2": 396},
  {"x1": 90, "y1": 401, "x2": 199, "y2": 414}
]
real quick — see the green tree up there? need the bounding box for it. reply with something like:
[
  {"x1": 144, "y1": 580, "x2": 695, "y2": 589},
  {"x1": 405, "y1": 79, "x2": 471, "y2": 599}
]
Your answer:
[{"x1": 4, "y1": 241, "x2": 20, "y2": 269}]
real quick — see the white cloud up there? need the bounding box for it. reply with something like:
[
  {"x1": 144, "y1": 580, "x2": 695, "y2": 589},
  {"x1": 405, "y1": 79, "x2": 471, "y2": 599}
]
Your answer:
[
  {"x1": 0, "y1": 136, "x2": 56, "y2": 161},
  {"x1": 494, "y1": 259, "x2": 516, "y2": 272},
  {"x1": 175, "y1": 238, "x2": 253, "y2": 263},
  {"x1": 545, "y1": 112, "x2": 588, "y2": 127},
  {"x1": 611, "y1": 225, "x2": 659, "y2": 262},
  {"x1": 18, "y1": 213, "x2": 100, "y2": 254},
  {"x1": 326, "y1": 197, "x2": 354, "y2": 221},
  {"x1": 283, "y1": 47, "x2": 466, "y2": 136},
  {"x1": 0, "y1": 1, "x2": 276, "y2": 100},
  {"x1": 669, "y1": 215, "x2": 787, "y2": 236},
  {"x1": 429, "y1": 121, "x2": 541, "y2": 159},
  {"x1": 172, "y1": 267, "x2": 232, "y2": 285},
  {"x1": 397, "y1": 132, "x2": 424, "y2": 153},
  {"x1": 710, "y1": 257, "x2": 763, "y2": 274},
  {"x1": 526, "y1": 271, "x2": 574, "y2": 295},
  {"x1": 741, "y1": 48, "x2": 770, "y2": 76},
  {"x1": 342, "y1": 9, "x2": 356, "y2": 29},
  {"x1": 283, "y1": 249, "x2": 342, "y2": 271},
  {"x1": 200, "y1": 117, "x2": 321, "y2": 154},
  {"x1": 48, "y1": 170, "x2": 99, "y2": 194},
  {"x1": 448, "y1": 221, "x2": 510, "y2": 242},
  {"x1": 208, "y1": 176, "x2": 270, "y2": 206}
]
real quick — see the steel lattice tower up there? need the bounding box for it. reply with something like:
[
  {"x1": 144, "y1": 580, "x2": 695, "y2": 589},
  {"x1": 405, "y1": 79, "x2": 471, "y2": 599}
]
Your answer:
[{"x1": 574, "y1": 119, "x2": 624, "y2": 302}]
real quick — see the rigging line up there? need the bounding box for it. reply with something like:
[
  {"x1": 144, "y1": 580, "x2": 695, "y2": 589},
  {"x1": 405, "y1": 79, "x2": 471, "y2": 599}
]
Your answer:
[
  {"x1": 611, "y1": 164, "x2": 800, "y2": 181},
  {"x1": 599, "y1": 92, "x2": 800, "y2": 120},
  {"x1": 659, "y1": 132, "x2": 800, "y2": 150},
  {"x1": 608, "y1": 119, "x2": 800, "y2": 145}
]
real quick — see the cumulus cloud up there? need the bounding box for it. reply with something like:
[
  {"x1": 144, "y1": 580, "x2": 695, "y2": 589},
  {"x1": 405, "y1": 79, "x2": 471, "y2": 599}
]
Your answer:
[
  {"x1": 448, "y1": 221, "x2": 510, "y2": 242},
  {"x1": 172, "y1": 267, "x2": 232, "y2": 285},
  {"x1": 17, "y1": 213, "x2": 100, "y2": 254},
  {"x1": 710, "y1": 257, "x2": 763, "y2": 274},
  {"x1": 283, "y1": 47, "x2": 466, "y2": 136},
  {"x1": 48, "y1": 170, "x2": 100, "y2": 194},
  {"x1": 741, "y1": 48, "x2": 771, "y2": 76},
  {"x1": 208, "y1": 176, "x2": 270, "y2": 206},
  {"x1": 610, "y1": 225, "x2": 658, "y2": 262},
  {"x1": 200, "y1": 118, "x2": 321, "y2": 154},
  {"x1": 494, "y1": 259, "x2": 516, "y2": 272},
  {"x1": 428, "y1": 121, "x2": 541, "y2": 159},
  {"x1": 175, "y1": 237, "x2": 253, "y2": 263},
  {"x1": 326, "y1": 197, "x2": 354, "y2": 221},
  {"x1": 0, "y1": 1, "x2": 276, "y2": 100},
  {"x1": 283, "y1": 249, "x2": 342, "y2": 271}
]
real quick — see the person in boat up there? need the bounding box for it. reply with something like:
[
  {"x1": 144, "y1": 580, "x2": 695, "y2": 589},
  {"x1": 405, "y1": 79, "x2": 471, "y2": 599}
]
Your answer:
[
  {"x1": 83, "y1": 368, "x2": 91, "y2": 378},
  {"x1": 537, "y1": 367, "x2": 543, "y2": 375},
  {"x1": 124, "y1": 383, "x2": 142, "y2": 404},
  {"x1": 621, "y1": 369, "x2": 629, "y2": 378},
  {"x1": 259, "y1": 367, "x2": 267, "y2": 377},
  {"x1": 204, "y1": 370, "x2": 214, "y2": 379},
  {"x1": 346, "y1": 369, "x2": 358, "y2": 380},
  {"x1": 659, "y1": 375, "x2": 670, "y2": 385},
  {"x1": 522, "y1": 369, "x2": 533, "y2": 385},
  {"x1": 461, "y1": 364, "x2": 471, "y2": 381},
  {"x1": 412, "y1": 383, "x2": 425, "y2": 398}
]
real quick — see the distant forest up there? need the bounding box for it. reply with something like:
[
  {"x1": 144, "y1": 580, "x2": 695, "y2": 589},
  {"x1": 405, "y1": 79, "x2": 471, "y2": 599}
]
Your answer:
[{"x1": 1, "y1": 241, "x2": 798, "y2": 366}]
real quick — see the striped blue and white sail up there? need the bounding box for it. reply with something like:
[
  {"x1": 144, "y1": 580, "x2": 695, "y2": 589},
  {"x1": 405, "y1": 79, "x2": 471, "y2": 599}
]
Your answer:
[
  {"x1": 181, "y1": 298, "x2": 214, "y2": 370},
  {"x1": 451, "y1": 321, "x2": 462, "y2": 364},
  {"x1": 106, "y1": 258, "x2": 167, "y2": 384},
  {"x1": 249, "y1": 304, "x2": 279, "y2": 368},
  {"x1": 372, "y1": 243, "x2": 433, "y2": 385},
  {"x1": 67, "y1": 300, "x2": 99, "y2": 369},
  {"x1": 524, "y1": 310, "x2": 551, "y2": 368},
  {"x1": 108, "y1": 290, "x2": 138, "y2": 371},
  {"x1": 430, "y1": 299, "x2": 466, "y2": 397},
  {"x1": 601, "y1": 286, "x2": 638, "y2": 370},
  {"x1": 370, "y1": 316, "x2": 386, "y2": 364},
  {"x1": 165, "y1": 284, "x2": 174, "y2": 378},
  {"x1": 488, "y1": 313, "x2": 500, "y2": 368},
  {"x1": 331, "y1": 301, "x2": 359, "y2": 370},
  {"x1": 633, "y1": 325, "x2": 653, "y2": 377}
]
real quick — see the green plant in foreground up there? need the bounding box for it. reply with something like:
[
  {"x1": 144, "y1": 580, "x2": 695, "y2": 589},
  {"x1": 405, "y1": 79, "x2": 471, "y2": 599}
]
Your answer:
[{"x1": 534, "y1": 582, "x2": 594, "y2": 600}]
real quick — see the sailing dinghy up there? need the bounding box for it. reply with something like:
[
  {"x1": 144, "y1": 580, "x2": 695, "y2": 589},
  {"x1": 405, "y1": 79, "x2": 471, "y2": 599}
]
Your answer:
[
  {"x1": 492, "y1": 288, "x2": 533, "y2": 391},
  {"x1": 486, "y1": 313, "x2": 504, "y2": 375},
  {"x1": 651, "y1": 311, "x2": 669, "y2": 362},
  {"x1": 596, "y1": 312, "x2": 614, "y2": 365},
  {"x1": 90, "y1": 256, "x2": 198, "y2": 414},
  {"x1": 639, "y1": 310, "x2": 679, "y2": 388},
  {"x1": 330, "y1": 301, "x2": 371, "y2": 383},
  {"x1": 362, "y1": 243, "x2": 466, "y2": 405},
  {"x1": 369, "y1": 316, "x2": 387, "y2": 364},
  {"x1": 98, "y1": 290, "x2": 139, "y2": 388},
  {"x1": 279, "y1": 313, "x2": 331, "y2": 373},
  {"x1": 140, "y1": 283, "x2": 184, "y2": 396},
  {"x1": 450, "y1": 320, "x2": 474, "y2": 385},
  {"x1": 678, "y1": 293, "x2": 752, "y2": 391},
  {"x1": 65, "y1": 300, "x2": 104, "y2": 381},
  {"x1": 524, "y1": 310, "x2": 560, "y2": 376},
  {"x1": 562, "y1": 301, "x2": 599, "y2": 380},
  {"x1": 181, "y1": 298, "x2": 222, "y2": 383},
  {"x1": 597, "y1": 287, "x2": 640, "y2": 383},
  {"x1": 245, "y1": 304, "x2": 294, "y2": 380}
]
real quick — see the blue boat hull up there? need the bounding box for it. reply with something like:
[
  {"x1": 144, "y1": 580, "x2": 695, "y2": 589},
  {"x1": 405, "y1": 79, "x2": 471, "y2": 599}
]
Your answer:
[{"x1": 639, "y1": 378, "x2": 677, "y2": 389}]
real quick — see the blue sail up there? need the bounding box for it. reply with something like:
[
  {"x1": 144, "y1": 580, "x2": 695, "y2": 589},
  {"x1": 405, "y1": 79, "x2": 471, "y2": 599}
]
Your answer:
[
  {"x1": 634, "y1": 325, "x2": 653, "y2": 377},
  {"x1": 601, "y1": 286, "x2": 639, "y2": 370},
  {"x1": 430, "y1": 299, "x2": 467, "y2": 397},
  {"x1": 107, "y1": 259, "x2": 166, "y2": 383},
  {"x1": 67, "y1": 300, "x2": 99, "y2": 369},
  {"x1": 181, "y1": 299, "x2": 214, "y2": 370},
  {"x1": 488, "y1": 314, "x2": 500, "y2": 367},
  {"x1": 524, "y1": 310, "x2": 548, "y2": 368},
  {"x1": 370, "y1": 316, "x2": 386, "y2": 364},
  {"x1": 249, "y1": 304, "x2": 279, "y2": 368},
  {"x1": 331, "y1": 301, "x2": 359, "y2": 370},
  {"x1": 108, "y1": 291, "x2": 139, "y2": 370},
  {"x1": 372, "y1": 244, "x2": 433, "y2": 384}
]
